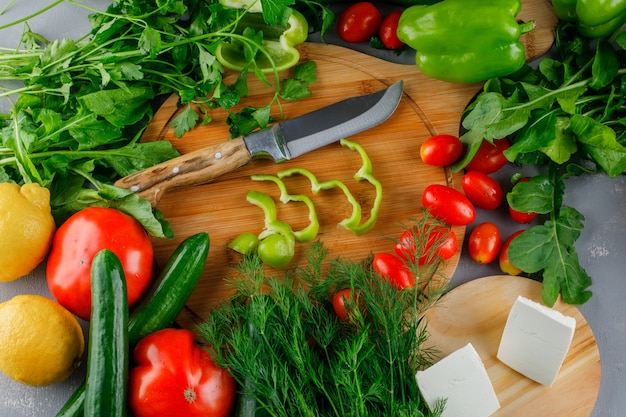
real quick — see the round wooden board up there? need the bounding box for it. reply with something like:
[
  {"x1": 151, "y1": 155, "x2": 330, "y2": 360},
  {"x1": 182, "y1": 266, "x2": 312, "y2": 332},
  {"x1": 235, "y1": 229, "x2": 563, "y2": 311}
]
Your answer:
[
  {"x1": 141, "y1": 0, "x2": 558, "y2": 329},
  {"x1": 145, "y1": 55, "x2": 465, "y2": 330},
  {"x1": 422, "y1": 275, "x2": 601, "y2": 417}
]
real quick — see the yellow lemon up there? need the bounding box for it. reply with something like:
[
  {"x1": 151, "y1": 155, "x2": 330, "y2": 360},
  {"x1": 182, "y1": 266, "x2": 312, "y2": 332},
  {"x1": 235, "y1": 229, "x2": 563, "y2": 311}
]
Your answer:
[
  {"x1": 0, "y1": 295, "x2": 85, "y2": 386},
  {"x1": 0, "y1": 182, "x2": 56, "y2": 282}
]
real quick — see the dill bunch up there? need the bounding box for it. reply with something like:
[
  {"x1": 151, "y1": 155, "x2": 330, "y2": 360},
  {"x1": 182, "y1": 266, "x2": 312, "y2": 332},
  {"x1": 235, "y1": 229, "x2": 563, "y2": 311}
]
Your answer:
[{"x1": 199, "y1": 236, "x2": 447, "y2": 417}]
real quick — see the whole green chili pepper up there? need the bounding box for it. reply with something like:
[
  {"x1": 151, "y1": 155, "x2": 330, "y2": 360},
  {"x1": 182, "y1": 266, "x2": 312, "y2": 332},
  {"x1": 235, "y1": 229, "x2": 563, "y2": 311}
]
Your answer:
[
  {"x1": 552, "y1": 0, "x2": 626, "y2": 38},
  {"x1": 396, "y1": 0, "x2": 535, "y2": 83}
]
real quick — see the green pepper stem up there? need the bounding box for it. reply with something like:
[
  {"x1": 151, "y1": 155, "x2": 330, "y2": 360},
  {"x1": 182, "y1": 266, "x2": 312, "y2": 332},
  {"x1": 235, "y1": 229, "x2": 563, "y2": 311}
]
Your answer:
[{"x1": 519, "y1": 20, "x2": 536, "y2": 35}]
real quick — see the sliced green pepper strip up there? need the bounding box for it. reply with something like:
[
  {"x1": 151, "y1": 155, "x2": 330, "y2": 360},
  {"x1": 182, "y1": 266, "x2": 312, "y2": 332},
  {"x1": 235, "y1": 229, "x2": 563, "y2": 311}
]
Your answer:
[
  {"x1": 277, "y1": 168, "x2": 362, "y2": 231},
  {"x1": 339, "y1": 139, "x2": 383, "y2": 236},
  {"x1": 251, "y1": 174, "x2": 319, "y2": 242},
  {"x1": 246, "y1": 190, "x2": 278, "y2": 227}
]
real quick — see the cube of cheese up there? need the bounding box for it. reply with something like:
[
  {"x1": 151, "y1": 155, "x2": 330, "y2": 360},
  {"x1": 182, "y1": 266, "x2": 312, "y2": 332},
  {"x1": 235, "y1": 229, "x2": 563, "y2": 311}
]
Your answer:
[
  {"x1": 416, "y1": 343, "x2": 500, "y2": 417},
  {"x1": 497, "y1": 295, "x2": 576, "y2": 387}
]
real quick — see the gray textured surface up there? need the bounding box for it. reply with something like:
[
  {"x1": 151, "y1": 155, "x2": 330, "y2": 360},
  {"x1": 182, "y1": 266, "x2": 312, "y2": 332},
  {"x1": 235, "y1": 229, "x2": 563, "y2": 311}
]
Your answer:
[{"x1": 0, "y1": 1, "x2": 624, "y2": 415}]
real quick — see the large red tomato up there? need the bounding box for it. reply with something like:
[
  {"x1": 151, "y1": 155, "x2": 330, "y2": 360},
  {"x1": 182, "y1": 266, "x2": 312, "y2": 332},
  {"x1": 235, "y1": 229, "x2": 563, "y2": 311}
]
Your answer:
[
  {"x1": 129, "y1": 328, "x2": 235, "y2": 417},
  {"x1": 46, "y1": 207, "x2": 154, "y2": 321}
]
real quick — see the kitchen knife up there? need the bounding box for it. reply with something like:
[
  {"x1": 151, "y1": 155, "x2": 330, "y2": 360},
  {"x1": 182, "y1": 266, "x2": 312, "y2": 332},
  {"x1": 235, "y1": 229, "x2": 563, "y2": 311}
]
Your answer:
[{"x1": 115, "y1": 80, "x2": 404, "y2": 207}]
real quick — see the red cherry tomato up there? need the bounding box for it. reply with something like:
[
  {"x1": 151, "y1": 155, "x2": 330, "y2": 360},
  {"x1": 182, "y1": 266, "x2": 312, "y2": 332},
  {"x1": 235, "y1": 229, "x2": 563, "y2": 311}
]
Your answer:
[
  {"x1": 499, "y1": 230, "x2": 524, "y2": 275},
  {"x1": 394, "y1": 225, "x2": 458, "y2": 265},
  {"x1": 372, "y1": 252, "x2": 415, "y2": 289},
  {"x1": 337, "y1": 2, "x2": 382, "y2": 43},
  {"x1": 379, "y1": 11, "x2": 405, "y2": 49},
  {"x1": 465, "y1": 138, "x2": 511, "y2": 174},
  {"x1": 461, "y1": 171, "x2": 504, "y2": 210},
  {"x1": 46, "y1": 207, "x2": 154, "y2": 321},
  {"x1": 508, "y1": 177, "x2": 538, "y2": 224},
  {"x1": 332, "y1": 289, "x2": 361, "y2": 322},
  {"x1": 422, "y1": 184, "x2": 476, "y2": 226},
  {"x1": 420, "y1": 134, "x2": 464, "y2": 167},
  {"x1": 509, "y1": 206, "x2": 538, "y2": 224},
  {"x1": 468, "y1": 222, "x2": 502, "y2": 264}
]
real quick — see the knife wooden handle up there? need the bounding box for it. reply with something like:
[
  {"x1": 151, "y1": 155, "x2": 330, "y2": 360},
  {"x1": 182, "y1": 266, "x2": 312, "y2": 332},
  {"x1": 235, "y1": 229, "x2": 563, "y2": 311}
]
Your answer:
[{"x1": 114, "y1": 137, "x2": 251, "y2": 207}]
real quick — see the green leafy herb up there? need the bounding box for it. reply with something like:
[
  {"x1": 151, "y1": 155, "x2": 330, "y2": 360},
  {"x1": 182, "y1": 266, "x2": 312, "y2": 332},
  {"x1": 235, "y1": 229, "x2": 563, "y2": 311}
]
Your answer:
[
  {"x1": 451, "y1": 23, "x2": 626, "y2": 305},
  {"x1": 199, "y1": 240, "x2": 445, "y2": 417},
  {"x1": 0, "y1": 0, "x2": 330, "y2": 235}
]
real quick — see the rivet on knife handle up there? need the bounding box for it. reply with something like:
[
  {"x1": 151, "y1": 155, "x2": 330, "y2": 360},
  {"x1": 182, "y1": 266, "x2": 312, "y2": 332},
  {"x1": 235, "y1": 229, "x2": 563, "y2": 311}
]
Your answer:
[{"x1": 114, "y1": 137, "x2": 251, "y2": 207}]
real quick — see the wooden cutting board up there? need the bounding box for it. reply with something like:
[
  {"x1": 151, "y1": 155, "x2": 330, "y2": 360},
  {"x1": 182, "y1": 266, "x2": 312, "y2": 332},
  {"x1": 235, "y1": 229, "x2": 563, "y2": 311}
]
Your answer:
[
  {"x1": 140, "y1": 0, "x2": 558, "y2": 329},
  {"x1": 422, "y1": 275, "x2": 601, "y2": 416}
]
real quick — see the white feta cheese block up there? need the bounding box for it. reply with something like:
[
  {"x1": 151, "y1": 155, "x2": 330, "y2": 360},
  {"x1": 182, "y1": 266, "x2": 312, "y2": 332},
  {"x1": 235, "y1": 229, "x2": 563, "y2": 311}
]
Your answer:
[
  {"x1": 415, "y1": 343, "x2": 500, "y2": 417},
  {"x1": 497, "y1": 295, "x2": 576, "y2": 387}
]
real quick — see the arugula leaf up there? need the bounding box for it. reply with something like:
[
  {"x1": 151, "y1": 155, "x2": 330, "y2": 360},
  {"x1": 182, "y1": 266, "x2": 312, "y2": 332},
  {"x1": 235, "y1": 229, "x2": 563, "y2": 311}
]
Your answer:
[
  {"x1": 78, "y1": 87, "x2": 155, "y2": 127},
  {"x1": 590, "y1": 40, "x2": 618, "y2": 89},
  {"x1": 570, "y1": 114, "x2": 626, "y2": 177},
  {"x1": 506, "y1": 175, "x2": 554, "y2": 214},
  {"x1": 101, "y1": 141, "x2": 181, "y2": 177},
  {"x1": 508, "y1": 206, "x2": 592, "y2": 306}
]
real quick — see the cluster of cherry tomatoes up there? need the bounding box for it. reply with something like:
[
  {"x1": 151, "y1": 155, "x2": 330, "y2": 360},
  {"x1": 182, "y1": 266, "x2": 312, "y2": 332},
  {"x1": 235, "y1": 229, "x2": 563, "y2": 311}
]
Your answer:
[
  {"x1": 419, "y1": 134, "x2": 538, "y2": 274},
  {"x1": 336, "y1": 2, "x2": 405, "y2": 50},
  {"x1": 331, "y1": 134, "x2": 537, "y2": 323}
]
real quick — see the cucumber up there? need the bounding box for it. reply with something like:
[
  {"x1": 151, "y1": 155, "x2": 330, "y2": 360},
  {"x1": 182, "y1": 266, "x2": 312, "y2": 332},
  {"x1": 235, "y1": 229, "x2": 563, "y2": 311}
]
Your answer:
[
  {"x1": 56, "y1": 232, "x2": 210, "y2": 417},
  {"x1": 85, "y1": 249, "x2": 129, "y2": 417},
  {"x1": 128, "y1": 231, "x2": 210, "y2": 344}
]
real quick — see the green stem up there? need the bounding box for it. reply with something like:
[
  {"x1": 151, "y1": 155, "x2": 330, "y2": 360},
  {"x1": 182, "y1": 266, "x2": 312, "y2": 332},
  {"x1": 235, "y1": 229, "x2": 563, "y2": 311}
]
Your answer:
[{"x1": 0, "y1": 0, "x2": 65, "y2": 30}]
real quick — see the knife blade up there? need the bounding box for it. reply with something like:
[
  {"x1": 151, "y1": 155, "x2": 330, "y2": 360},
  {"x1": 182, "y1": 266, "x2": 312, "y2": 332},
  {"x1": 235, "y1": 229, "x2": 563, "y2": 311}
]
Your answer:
[{"x1": 115, "y1": 80, "x2": 403, "y2": 207}]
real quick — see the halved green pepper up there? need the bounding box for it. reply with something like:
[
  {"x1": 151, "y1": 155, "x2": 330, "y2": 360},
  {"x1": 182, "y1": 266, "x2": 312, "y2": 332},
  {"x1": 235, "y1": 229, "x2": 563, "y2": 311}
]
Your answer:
[
  {"x1": 396, "y1": 0, "x2": 534, "y2": 83},
  {"x1": 552, "y1": 0, "x2": 626, "y2": 38},
  {"x1": 243, "y1": 190, "x2": 296, "y2": 269},
  {"x1": 216, "y1": 1, "x2": 308, "y2": 73}
]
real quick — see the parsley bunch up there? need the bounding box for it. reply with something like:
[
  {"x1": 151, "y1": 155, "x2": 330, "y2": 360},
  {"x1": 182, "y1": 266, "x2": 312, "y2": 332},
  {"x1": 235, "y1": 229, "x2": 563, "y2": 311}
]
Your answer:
[{"x1": 0, "y1": 0, "x2": 329, "y2": 237}]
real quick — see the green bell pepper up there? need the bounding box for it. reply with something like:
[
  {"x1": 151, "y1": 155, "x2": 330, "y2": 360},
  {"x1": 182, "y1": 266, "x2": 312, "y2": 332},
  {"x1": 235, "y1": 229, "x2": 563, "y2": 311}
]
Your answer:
[
  {"x1": 216, "y1": 1, "x2": 308, "y2": 73},
  {"x1": 396, "y1": 0, "x2": 534, "y2": 83},
  {"x1": 552, "y1": 0, "x2": 626, "y2": 38}
]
